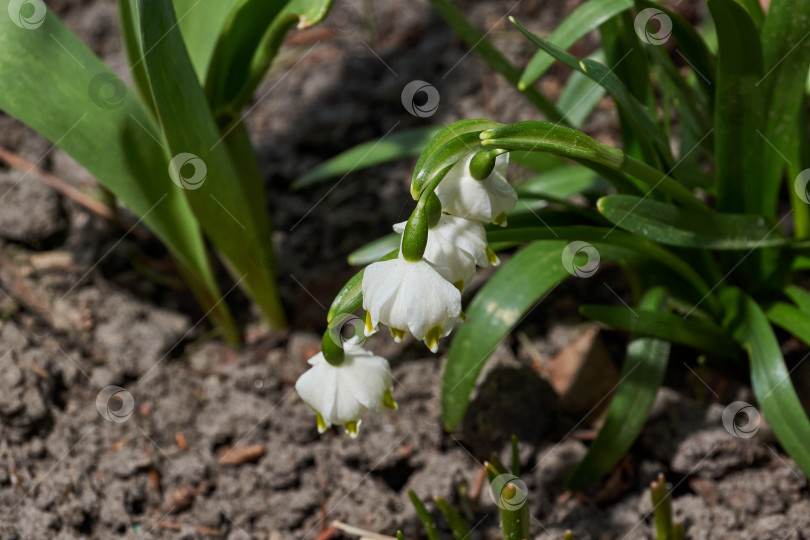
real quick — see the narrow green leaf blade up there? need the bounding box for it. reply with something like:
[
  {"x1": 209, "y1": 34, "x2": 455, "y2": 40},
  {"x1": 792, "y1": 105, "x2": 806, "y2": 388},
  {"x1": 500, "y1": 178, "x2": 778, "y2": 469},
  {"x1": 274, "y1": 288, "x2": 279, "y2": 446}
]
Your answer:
[
  {"x1": 434, "y1": 498, "x2": 470, "y2": 540},
  {"x1": 709, "y1": 0, "x2": 765, "y2": 214},
  {"x1": 173, "y1": 0, "x2": 242, "y2": 80},
  {"x1": 580, "y1": 304, "x2": 738, "y2": 358},
  {"x1": 293, "y1": 126, "x2": 441, "y2": 189},
  {"x1": 138, "y1": 0, "x2": 285, "y2": 326},
  {"x1": 597, "y1": 195, "x2": 785, "y2": 249},
  {"x1": 758, "y1": 0, "x2": 810, "y2": 217},
  {"x1": 408, "y1": 490, "x2": 439, "y2": 540},
  {"x1": 510, "y1": 17, "x2": 670, "y2": 158},
  {"x1": 721, "y1": 287, "x2": 810, "y2": 479},
  {"x1": 0, "y1": 6, "x2": 236, "y2": 339},
  {"x1": 567, "y1": 287, "x2": 671, "y2": 489},
  {"x1": 766, "y1": 302, "x2": 810, "y2": 347},
  {"x1": 518, "y1": 0, "x2": 633, "y2": 89}
]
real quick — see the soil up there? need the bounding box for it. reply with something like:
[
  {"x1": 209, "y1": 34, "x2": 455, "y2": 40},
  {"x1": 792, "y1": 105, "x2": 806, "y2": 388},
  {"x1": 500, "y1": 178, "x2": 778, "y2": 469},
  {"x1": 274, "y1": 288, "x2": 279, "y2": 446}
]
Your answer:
[{"x1": 0, "y1": 0, "x2": 808, "y2": 539}]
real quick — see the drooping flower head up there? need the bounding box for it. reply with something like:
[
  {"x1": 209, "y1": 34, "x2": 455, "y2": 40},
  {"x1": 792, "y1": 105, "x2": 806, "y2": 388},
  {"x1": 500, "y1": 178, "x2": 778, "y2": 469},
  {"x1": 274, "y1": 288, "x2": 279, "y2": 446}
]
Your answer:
[
  {"x1": 295, "y1": 346, "x2": 396, "y2": 438},
  {"x1": 435, "y1": 152, "x2": 516, "y2": 225},
  {"x1": 393, "y1": 215, "x2": 499, "y2": 291},
  {"x1": 362, "y1": 254, "x2": 461, "y2": 352}
]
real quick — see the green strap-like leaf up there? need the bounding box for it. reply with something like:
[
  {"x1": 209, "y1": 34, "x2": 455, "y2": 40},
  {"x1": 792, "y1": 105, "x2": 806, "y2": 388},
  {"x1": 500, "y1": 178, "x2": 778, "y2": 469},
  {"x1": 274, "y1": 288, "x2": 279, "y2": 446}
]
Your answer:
[
  {"x1": 597, "y1": 195, "x2": 786, "y2": 249},
  {"x1": 556, "y1": 50, "x2": 607, "y2": 129},
  {"x1": 580, "y1": 304, "x2": 738, "y2": 358},
  {"x1": 442, "y1": 241, "x2": 572, "y2": 429},
  {"x1": 173, "y1": 0, "x2": 243, "y2": 80},
  {"x1": 765, "y1": 302, "x2": 810, "y2": 347},
  {"x1": 758, "y1": 0, "x2": 810, "y2": 219},
  {"x1": 721, "y1": 287, "x2": 810, "y2": 479},
  {"x1": 567, "y1": 287, "x2": 671, "y2": 490},
  {"x1": 0, "y1": 6, "x2": 238, "y2": 341},
  {"x1": 517, "y1": 0, "x2": 634, "y2": 90},
  {"x1": 709, "y1": 0, "x2": 765, "y2": 215},
  {"x1": 138, "y1": 0, "x2": 285, "y2": 327},
  {"x1": 408, "y1": 490, "x2": 439, "y2": 540},
  {"x1": 434, "y1": 498, "x2": 470, "y2": 540},
  {"x1": 292, "y1": 126, "x2": 441, "y2": 189},
  {"x1": 785, "y1": 285, "x2": 810, "y2": 314},
  {"x1": 510, "y1": 17, "x2": 670, "y2": 159}
]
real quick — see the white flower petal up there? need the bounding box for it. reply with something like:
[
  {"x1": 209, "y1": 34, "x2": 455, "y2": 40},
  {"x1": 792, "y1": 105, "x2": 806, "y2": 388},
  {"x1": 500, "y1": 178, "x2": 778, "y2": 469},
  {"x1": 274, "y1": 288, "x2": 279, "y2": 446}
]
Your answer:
[{"x1": 435, "y1": 153, "x2": 516, "y2": 223}]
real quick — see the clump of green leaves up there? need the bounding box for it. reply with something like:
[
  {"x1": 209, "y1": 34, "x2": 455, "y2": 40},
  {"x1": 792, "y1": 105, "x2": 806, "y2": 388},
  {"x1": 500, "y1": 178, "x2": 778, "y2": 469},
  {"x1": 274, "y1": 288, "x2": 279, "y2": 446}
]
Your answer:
[
  {"x1": 0, "y1": 0, "x2": 335, "y2": 342},
  {"x1": 303, "y1": 0, "x2": 810, "y2": 488}
]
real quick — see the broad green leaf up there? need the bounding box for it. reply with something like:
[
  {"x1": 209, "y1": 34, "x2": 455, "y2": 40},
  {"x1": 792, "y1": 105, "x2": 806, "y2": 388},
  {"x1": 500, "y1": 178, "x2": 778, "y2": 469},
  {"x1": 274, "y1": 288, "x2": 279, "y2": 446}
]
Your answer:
[
  {"x1": 597, "y1": 195, "x2": 785, "y2": 249},
  {"x1": 734, "y1": 0, "x2": 765, "y2": 26},
  {"x1": 487, "y1": 226, "x2": 714, "y2": 307},
  {"x1": 0, "y1": 6, "x2": 237, "y2": 341},
  {"x1": 293, "y1": 126, "x2": 441, "y2": 189},
  {"x1": 510, "y1": 17, "x2": 670, "y2": 160},
  {"x1": 327, "y1": 250, "x2": 397, "y2": 322},
  {"x1": 785, "y1": 285, "x2": 810, "y2": 314},
  {"x1": 206, "y1": 0, "x2": 333, "y2": 119},
  {"x1": 556, "y1": 50, "x2": 607, "y2": 128},
  {"x1": 567, "y1": 287, "x2": 671, "y2": 489},
  {"x1": 442, "y1": 241, "x2": 573, "y2": 430},
  {"x1": 766, "y1": 302, "x2": 810, "y2": 347},
  {"x1": 517, "y1": 0, "x2": 633, "y2": 90},
  {"x1": 580, "y1": 304, "x2": 738, "y2": 358},
  {"x1": 709, "y1": 0, "x2": 765, "y2": 214},
  {"x1": 138, "y1": 0, "x2": 285, "y2": 327},
  {"x1": 758, "y1": 0, "x2": 810, "y2": 218},
  {"x1": 118, "y1": 0, "x2": 154, "y2": 115},
  {"x1": 721, "y1": 287, "x2": 810, "y2": 479},
  {"x1": 204, "y1": 0, "x2": 289, "y2": 117},
  {"x1": 173, "y1": 0, "x2": 242, "y2": 80},
  {"x1": 428, "y1": 0, "x2": 564, "y2": 121}
]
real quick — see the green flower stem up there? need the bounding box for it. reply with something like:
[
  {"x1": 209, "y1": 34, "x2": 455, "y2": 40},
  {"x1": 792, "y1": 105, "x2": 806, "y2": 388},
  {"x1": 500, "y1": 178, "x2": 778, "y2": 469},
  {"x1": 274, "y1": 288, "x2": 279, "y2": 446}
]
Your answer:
[
  {"x1": 479, "y1": 122, "x2": 706, "y2": 211},
  {"x1": 487, "y1": 226, "x2": 720, "y2": 318},
  {"x1": 427, "y1": 0, "x2": 566, "y2": 123}
]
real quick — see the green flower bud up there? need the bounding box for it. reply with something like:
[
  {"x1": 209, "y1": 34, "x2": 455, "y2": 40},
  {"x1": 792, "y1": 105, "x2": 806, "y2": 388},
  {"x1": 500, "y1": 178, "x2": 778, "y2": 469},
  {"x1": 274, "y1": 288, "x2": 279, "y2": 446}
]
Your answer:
[
  {"x1": 469, "y1": 149, "x2": 504, "y2": 181},
  {"x1": 321, "y1": 328, "x2": 345, "y2": 366},
  {"x1": 401, "y1": 203, "x2": 429, "y2": 261},
  {"x1": 425, "y1": 192, "x2": 442, "y2": 229}
]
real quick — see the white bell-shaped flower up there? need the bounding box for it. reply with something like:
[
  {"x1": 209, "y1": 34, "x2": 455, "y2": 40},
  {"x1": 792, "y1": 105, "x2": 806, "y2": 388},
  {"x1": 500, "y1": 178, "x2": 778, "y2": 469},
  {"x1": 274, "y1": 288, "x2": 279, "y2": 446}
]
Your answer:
[
  {"x1": 435, "y1": 152, "x2": 516, "y2": 225},
  {"x1": 295, "y1": 346, "x2": 396, "y2": 438},
  {"x1": 393, "y1": 215, "x2": 499, "y2": 291},
  {"x1": 362, "y1": 254, "x2": 461, "y2": 352}
]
